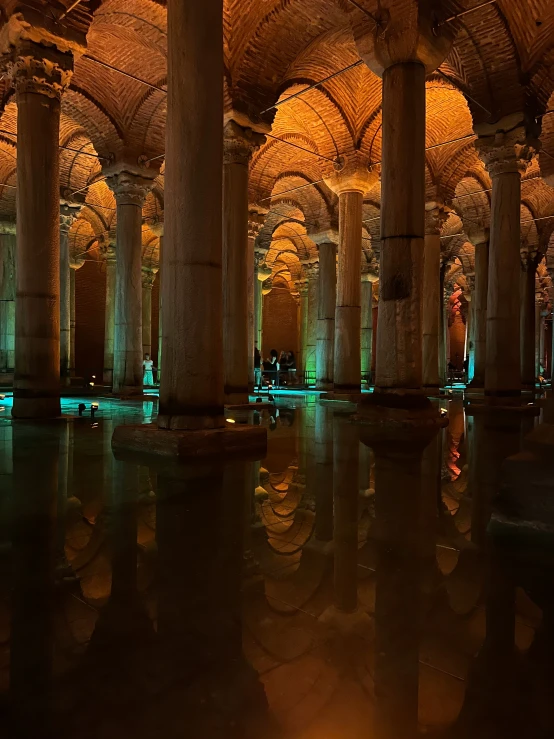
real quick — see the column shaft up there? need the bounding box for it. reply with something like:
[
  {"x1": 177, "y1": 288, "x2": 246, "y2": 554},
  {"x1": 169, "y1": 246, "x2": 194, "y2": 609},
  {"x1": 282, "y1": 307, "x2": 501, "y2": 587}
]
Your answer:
[
  {"x1": 520, "y1": 264, "x2": 535, "y2": 388},
  {"x1": 223, "y1": 151, "x2": 249, "y2": 404},
  {"x1": 103, "y1": 256, "x2": 116, "y2": 385},
  {"x1": 142, "y1": 280, "x2": 153, "y2": 358},
  {"x1": 471, "y1": 242, "x2": 489, "y2": 386},
  {"x1": 316, "y1": 242, "x2": 336, "y2": 389},
  {"x1": 113, "y1": 200, "x2": 143, "y2": 393},
  {"x1": 422, "y1": 232, "x2": 441, "y2": 388},
  {"x1": 254, "y1": 271, "x2": 263, "y2": 357},
  {"x1": 247, "y1": 241, "x2": 255, "y2": 393},
  {"x1": 69, "y1": 267, "x2": 76, "y2": 377},
  {"x1": 486, "y1": 171, "x2": 522, "y2": 399},
  {"x1": 305, "y1": 272, "x2": 318, "y2": 382},
  {"x1": 157, "y1": 235, "x2": 163, "y2": 377},
  {"x1": 335, "y1": 191, "x2": 362, "y2": 393},
  {"x1": 376, "y1": 62, "x2": 425, "y2": 390},
  {"x1": 159, "y1": 0, "x2": 224, "y2": 429},
  {"x1": 298, "y1": 287, "x2": 309, "y2": 379},
  {"x1": 361, "y1": 277, "x2": 373, "y2": 386},
  {"x1": 0, "y1": 230, "x2": 16, "y2": 375},
  {"x1": 13, "y1": 73, "x2": 64, "y2": 417},
  {"x1": 59, "y1": 225, "x2": 70, "y2": 385}
]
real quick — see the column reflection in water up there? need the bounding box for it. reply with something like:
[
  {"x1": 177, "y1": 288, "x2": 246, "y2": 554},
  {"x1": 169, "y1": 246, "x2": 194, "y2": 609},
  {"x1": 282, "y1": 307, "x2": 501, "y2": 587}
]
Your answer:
[
  {"x1": 10, "y1": 423, "x2": 60, "y2": 736},
  {"x1": 314, "y1": 403, "x2": 333, "y2": 543},
  {"x1": 358, "y1": 406, "x2": 444, "y2": 739},
  {"x1": 155, "y1": 457, "x2": 271, "y2": 737}
]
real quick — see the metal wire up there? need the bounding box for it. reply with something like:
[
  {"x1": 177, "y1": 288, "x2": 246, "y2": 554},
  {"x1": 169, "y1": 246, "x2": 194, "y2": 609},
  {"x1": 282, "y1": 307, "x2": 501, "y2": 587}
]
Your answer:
[{"x1": 443, "y1": 0, "x2": 498, "y2": 23}]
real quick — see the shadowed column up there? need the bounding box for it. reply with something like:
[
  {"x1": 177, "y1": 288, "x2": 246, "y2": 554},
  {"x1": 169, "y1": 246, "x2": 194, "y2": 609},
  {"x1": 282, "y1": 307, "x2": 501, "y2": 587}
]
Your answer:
[
  {"x1": 106, "y1": 170, "x2": 153, "y2": 395},
  {"x1": 314, "y1": 235, "x2": 337, "y2": 390},
  {"x1": 476, "y1": 119, "x2": 539, "y2": 403},
  {"x1": 10, "y1": 42, "x2": 74, "y2": 418},
  {"x1": 102, "y1": 244, "x2": 117, "y2": 386},
  {"x1": 0, "y1": 221, "x2": 16, "y2": 377}
]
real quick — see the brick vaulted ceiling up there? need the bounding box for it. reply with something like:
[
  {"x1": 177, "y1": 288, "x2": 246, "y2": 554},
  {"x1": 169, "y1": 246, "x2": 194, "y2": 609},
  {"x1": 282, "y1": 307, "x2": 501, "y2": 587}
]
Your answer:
[{"x1": 2, "y1": 0, "x2": 554, "y2": 275}]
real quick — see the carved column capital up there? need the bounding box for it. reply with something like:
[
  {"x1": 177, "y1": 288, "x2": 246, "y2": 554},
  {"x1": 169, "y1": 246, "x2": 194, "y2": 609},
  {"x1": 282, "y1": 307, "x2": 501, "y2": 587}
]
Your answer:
[
  {"x1": 425, "y1": 202, "x2": 450, "y2": 236},
  {"x1": 323, "y1": 151, "x2": 377, "y2": 195},
  {"x1": 100, "y1": 242, "x2": 117, "y2": 264},
  {"x1": 0, "y1": 220, "x2": 16, "y2": 236},
  {"x1": 302, "y1": 261, "x2": 319, "y2": 281},
  {"x1": 223, "y1": 120, "x2": 266, "y2": 166},
  {"x1": 60, "y1": 202, "x2": 81, "y2": 231},
  {"x1": 295, "y1": 279, "x2": 309, "y2": 297},
  {"x1": 3, "y1": 38, "x2": 73, "y2": 101},
  {"x1": 106, "y1": 170, "x2": 154, "y2": 207},
  {"x1": 475, "y1": 123, "x2": 540, "y2": 178},
  {"x1": 141, "y1": 267, "x2": 157, "y2": 289}
]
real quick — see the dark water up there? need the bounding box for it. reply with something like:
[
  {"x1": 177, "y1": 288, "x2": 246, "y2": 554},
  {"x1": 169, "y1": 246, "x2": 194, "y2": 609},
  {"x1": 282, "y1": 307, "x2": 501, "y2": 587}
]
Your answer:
[{"x1": 0, "y1": 394, "x2": 553, "y2": 738}]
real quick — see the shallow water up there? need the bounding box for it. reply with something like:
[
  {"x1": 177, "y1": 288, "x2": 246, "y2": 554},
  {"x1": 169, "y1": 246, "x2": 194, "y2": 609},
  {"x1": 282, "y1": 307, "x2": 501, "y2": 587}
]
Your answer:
[{"x1": 0, "y1": 393, "x2": 552, "y2": 738}]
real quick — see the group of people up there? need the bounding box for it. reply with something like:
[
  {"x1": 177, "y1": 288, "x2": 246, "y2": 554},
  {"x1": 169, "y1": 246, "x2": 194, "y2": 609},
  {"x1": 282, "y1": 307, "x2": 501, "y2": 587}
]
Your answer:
[{"x1": 254, "y1": 347, "x2": 297, "y2": 389}]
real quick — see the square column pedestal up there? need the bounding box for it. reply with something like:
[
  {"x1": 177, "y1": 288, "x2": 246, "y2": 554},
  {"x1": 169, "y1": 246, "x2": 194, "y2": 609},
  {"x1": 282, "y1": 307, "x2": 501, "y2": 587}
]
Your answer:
[{"x1": 112, "y1": 421, "x2": 267, "y2": 460}]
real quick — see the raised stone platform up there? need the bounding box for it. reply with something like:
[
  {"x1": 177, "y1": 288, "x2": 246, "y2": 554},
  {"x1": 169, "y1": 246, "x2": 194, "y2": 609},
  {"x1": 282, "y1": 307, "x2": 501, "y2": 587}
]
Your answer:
[{"x1": 112, "y1": 421, "x2": 267, "y2": 459}]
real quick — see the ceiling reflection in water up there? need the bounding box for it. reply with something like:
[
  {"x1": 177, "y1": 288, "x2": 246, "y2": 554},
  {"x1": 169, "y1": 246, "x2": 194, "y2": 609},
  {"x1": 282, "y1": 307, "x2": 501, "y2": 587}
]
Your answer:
[{"x1": 0, "y1": 396, "x2": 553, "y2": 738}]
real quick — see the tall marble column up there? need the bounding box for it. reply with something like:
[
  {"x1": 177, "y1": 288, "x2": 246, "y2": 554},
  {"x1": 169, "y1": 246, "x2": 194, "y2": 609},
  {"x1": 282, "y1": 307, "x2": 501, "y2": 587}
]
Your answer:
[
  {"x1": 466, "y1": 277, "x2": 475, "y2": 382},
  {"x1": 69, "y1": 254, "x2": 84, "y2": 379},
  {"x1": 106, "y1": 170, "x2": 153, "y2": 395},
  {"x1": 325, "y1": 160, "x2": 374, "y2": 396},
  {"x1": 360, "y1": 272, "x2": 375, "y2": 387},
  {"x1": 148, "y1": 219, "x2": 164, "y2": 379},
  {"x1": 313, "y1": 234, "x2": 337, "y2": 390},
  {"x1": 353, "y1": 5, "x2": 455, "y2": 398},
  {"x1": 158, "y1": 0, "x2": 224, "y2": 429},
  {"x1": 254, "y1": 251, "x2": 271, "y2": 363},
  {"x1": 535, "y1": 296, "x2": 544, "y2": 378},
  {"x1": 302, "y1": 261, "x2": 319, "y2": 383},
  {"x1": 0, "y1": 221, "x2": 16, "y2": 377},
  {"x1": 468, "y1": 232, "x2": 489, "y2": 388},
  {"x1": 295, "y1": 280, "x2": 309, "y2": 380},
  {"x1": 222, "y1": 122, "x2": 265, "y2": 404},
  {"x1": 422, "y1": 203, "x2": 447, "y2": 390},
  {"x1": 8, "y1": 42, "x2": 74, "y2": 418},
  {"x1": 476, "y1": 120, "x2": 538, "y2": 403},
  {"x1": 59, "y1": 203, "x2": 80, "y2": 386},
  {"x1": 141, "y1": 267, "x2": 156, "y2": 359},
  {"x1": 102, "y1": 245, "x2": 116, "y2": 385},
  {"x1": 520, "y1": 252, "x2": 537, "y2": 389}
]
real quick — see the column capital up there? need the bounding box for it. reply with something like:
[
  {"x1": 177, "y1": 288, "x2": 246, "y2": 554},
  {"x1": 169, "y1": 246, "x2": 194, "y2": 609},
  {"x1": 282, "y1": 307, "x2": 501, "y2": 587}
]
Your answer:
[
  {"x1": 60, "y1": 202, "x2": 81, "y2": 231},
  {"x1": 467, "y1": 227, "x2": 490, "y2": 248},
  {"x1": 2, "y1": 37, "x2": 73, "y2": 101},
  {"x1": 147, "y1": 216, "x2": 164, "y2": 238},
  {"x1": 142, "y1": 267, "x2": 157, "y2": 289},
  {"x1": 249, "y1": 210, "x2": 265, "y2": 240},
  {"x1": 520, "y1": 247, "x2": 539, "y2": 271},
  {"x1": 323, "y1": 152, "x2": 378, "y2": 195},
  {"x1": 475, "y1": 117, "x2": 540, "y2": 178},
  {"x1": 294, "y1": 278, "x2": 309, "y2": 297},
  {"x1": 361, "y1": 269, "x2": 379, "y2": 283},
  {"x1": 352, "y1": 0, "x2": 456, "y2": 77},
  {"x1": 310, "y1": 229, "x2": 340, "y2": 247},
  {"x1": 100, "y1": 241, "x2": 117, "y2": 263},
  {"x1": 105, "y1": 169, "x2": 155, "y2": 207},
  {"x1": 223, "y1": 120, "x2": 266, "y2": 166},
  {"x1": 425, "y1": 202, "x2": 450, "y2": 236},
  {"x1": 255, "y1": 254, "x2": 272, "y2": 280},
  {"x1": 301, "y1": 260, "x2": 319, "y2": 280},
  {"x1": 0, "y1": 220, "x2": 16, "y2": 236}
]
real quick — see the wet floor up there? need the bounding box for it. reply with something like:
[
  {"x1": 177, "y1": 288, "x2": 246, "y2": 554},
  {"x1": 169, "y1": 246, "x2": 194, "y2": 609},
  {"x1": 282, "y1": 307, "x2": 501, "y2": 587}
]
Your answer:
[{"x1": 0, "y1": 394, "x2": 553, "y2": 738}]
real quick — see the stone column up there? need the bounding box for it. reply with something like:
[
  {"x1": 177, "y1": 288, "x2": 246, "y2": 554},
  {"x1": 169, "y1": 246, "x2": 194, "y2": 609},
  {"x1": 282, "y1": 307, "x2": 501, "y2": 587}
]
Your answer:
[
  {"x1": 302, "y1": 261, "x2": 319, "y2": 383},
  {"x1": 313, "y1": 234, "x2": 337, "y2": 390},
  {"x1": 535, "y1": 296, "x2": 543, "y2": 379},
  {"x1": 8, "y1": 42, "x2": 73, "y2": 418},
  {"x1": 519, "y1": 254, "x2": 537, "y2": 389},
  {"x1": 0, "y1": 221, "x2": 16, "y2": 377},
  {"x1": 468, "y1": 233, "x2": 489, "y2": 388},
  {"x1": 422, "y1": 204, "x2": 447, "y2": 390},
  {"x1": 158, "y1": 0, "x2": 224, "y2": 429},
  {"x1": 335, "y1": 189, "x2": 363, "y2": 394},
  {"x1": 222, "y1": 122, "x2": 265, "y2": 404},
  {"x1": 476, "y1": 120, "x2": 538, "y2": 403},
  {"x1": 254, "y1": 252, "x2": 271, "y2": 362},
  {"x1": 295, "y1": 280, "x2": 309, "y2": 380},
  {"x1": 106, "y1": 170, "x2": 153, "y2": 395},
  {"x1": 59, "y1": 204, "x2": 80, "y2": 386},
  {"x1": 102, "y1": 245, "x2": 116, "y2": 385},
  {"x1": 465, "y1": 277, "x2": 475, "y2": 382},
  {"x1": 69, "y1": 256, "x2": 84, "y2": 379},
  {"x1": 361, "y1": 272, "x2": 375, "y2": 387},
  {"x1": 141, "y1": 267, "x2": 156, "y2": 359}
]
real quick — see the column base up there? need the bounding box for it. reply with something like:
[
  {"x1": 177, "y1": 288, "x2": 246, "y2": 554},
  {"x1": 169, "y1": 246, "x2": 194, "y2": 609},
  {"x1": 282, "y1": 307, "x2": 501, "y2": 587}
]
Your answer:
[
  {"x1": 320, "y1": 391, "x2": 364, "y2": 404},
  {"x1": 224, "y1": 390, "x2": 249, "y2": 405},
  {"x1": 316, "y1": 380, "x2": 334, "y2": 391},
  {"x1": 12, "y1": 394, "x2": 61, "y2": 419},
  {"x1": 112, "y1": 421, "x2": 267, "y2": 459}
]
